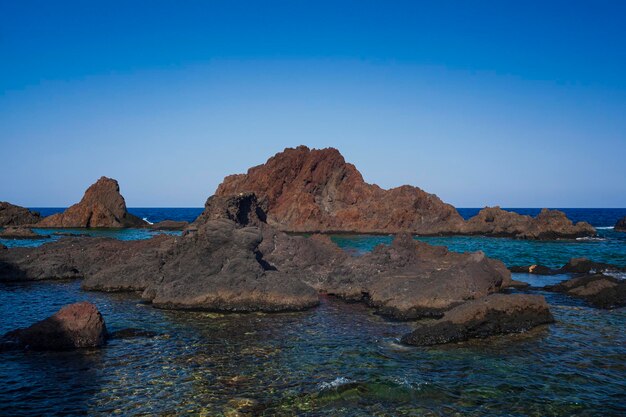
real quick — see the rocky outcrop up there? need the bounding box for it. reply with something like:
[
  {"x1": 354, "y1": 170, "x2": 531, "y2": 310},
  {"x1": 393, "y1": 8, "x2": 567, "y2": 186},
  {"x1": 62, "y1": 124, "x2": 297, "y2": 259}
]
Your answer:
[
  {"x1": 463, "y1": 207, "x2": 595, "y2": 239},
  {"x1": 401, "y1": 294, "x2": 554, "y2": 346},
  {"x1": 213, "y1": 146, "x2": 595, "y2": 239},
  {"x1": 142, "y1": 219, "x2": 320, "y2": 312},
  {"x1": 0, "y1": 202, "x2": 41, "y2": 226},
  {"x1": 510, "y1": 257, "x2": 624, "y2": 276},
  {"x1": 614, "y1": 217, "x2": 626, "y2": 232},
  {"x1": 544, "y1": 274, "x2": 626, "y2": 309},
  {"x1": 193, "y1": 192, "x2": 266, "y2": 227},
  {"x1": 0, "y1": 227, "x2": 47, "y2": 239},
  {"x1": 0, "y1": 192, "x2": 531, "y2": 322},
  {"x1": 37, "y1": 177, "x2": 146, "y2": 228},
  {"x1": 215, "y1": 146, "x2": 465, "y2": 234},
  {"x1": 147, "y1": 220, "x2": 189, "y2": 230},
  {"x1": 319, "y1": 234, "x2": 511, "y2": 319},
  {"x1": 1, "y1": 302, "x2": 107, "y2": 351}
]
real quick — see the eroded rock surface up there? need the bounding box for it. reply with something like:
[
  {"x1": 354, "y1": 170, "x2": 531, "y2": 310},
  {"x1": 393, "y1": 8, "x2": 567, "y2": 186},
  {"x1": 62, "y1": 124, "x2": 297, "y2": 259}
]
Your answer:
[
  {"x1": 38, "y1": 177, "x2": 146, "y2": 228},
  {"x1": 0, "y1": 202, "x2": 41, "y2": 226},
  {"x1": 401, "y1": 294, "x2": 554, "y2": 346},
  {"x1": 545, "y1": 274, "x2": 626, "y2": 309},
  {"x1": 0, "y1": 227, "x2": 47, "y2": 239},
  {"x1": 463, "y1": 207, "x2": 595, "y2": 239},
  {"x1": 212, "y1": 146, "x2": 594, "y2": 239},
  {"x1": 2, "y1": 302, "x2": 107, "y2": 351}
]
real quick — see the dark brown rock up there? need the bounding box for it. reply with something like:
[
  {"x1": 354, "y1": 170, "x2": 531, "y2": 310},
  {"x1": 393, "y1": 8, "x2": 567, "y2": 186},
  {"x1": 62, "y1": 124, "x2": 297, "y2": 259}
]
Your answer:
[
  {"x1": 142, "y1": 219, "x2": 320, "y2": 312},
  {"x1": 213, "y1": 146, "x2": 595, "y2": 239},
  {"x1": 193, "y1": 192, "x2": 266, "y2": 227},
  {"x1": 615, "y1": 216, "x2": 626, "y2": 232},
  {"x1": 401, "y1": 294, "x2": 554, "y2": 346},
  {"x1": 0, "y1": 202, "x2": 41, "y2": 226},
  {"x1": 147, "y1": 220, "x2": 189, "y2": 230},
  {"x1": 320, "y1": 234, "x2": 511, "y2": 319},
  {"x1": 2, "y1": 302, "x2": 107, "y2": 351},
  {"x1": 463, "y1": 207, "x2": 595, "y2": 239},
  {"x1": 38, "y1": 177, "x2": 146, "y2": 228},
  {"x1": 559, "y1": 257, "x2": 624, "y2": 274},
  {"x1": 544, "y1": 274, "x2": 626, "y2": 309},
  {"x1": 0, "y1": 227, "x2": 48, "y2": 239},
  {"x1": 509, "y1": 264, "x2": 557, "y2": 275}
]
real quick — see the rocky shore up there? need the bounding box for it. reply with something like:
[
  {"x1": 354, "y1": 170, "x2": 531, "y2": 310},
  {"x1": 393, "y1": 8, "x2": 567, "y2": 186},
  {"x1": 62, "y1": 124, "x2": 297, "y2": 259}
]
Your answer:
[
  {"x1": 0, "y1": 192, "x2": 554, "y2": 345},
  {"x1": 0, "y1": 202, "x2": 41, "y2": 226}
]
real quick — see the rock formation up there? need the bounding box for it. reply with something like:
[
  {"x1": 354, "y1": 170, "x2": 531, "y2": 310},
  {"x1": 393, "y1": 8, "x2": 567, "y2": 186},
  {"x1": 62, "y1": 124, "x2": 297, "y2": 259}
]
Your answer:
[
  {"x1": 401, "y1": 294, "x2": 554, "y2": 346},
  {"x1": 213, "y1": 146, "x2": 595, "y2": 239},
  {"x1": 0, "y1": 202, "x2": 41, "y2": 226},
  {"x1": 215, "y1": 146, "x2": 465, "y2": 234},
  {"x1": 544, "y1": 274, "x2": 626, "y2": 309},
  {"x1": 0, "y1": 227, "x2": 47, "y2": 239},
  {"x1": 147, "y1": 220, "x2": 189, "y2": 230},
  {"x1": 510, "y1": 257, "x2": 625, "y2": 276},
  {"x1": 615, "y1": 216, "x2": 626, "y2": 232},
  {"x1": 37, "y1": 177, "x2": 146, "y2": 228},
  {"x1": 1, "y1": 302, "x2": 107, "y2": 351},
  {"x1": 462, "y1": 207, "x2": 595, "y2": 239}
]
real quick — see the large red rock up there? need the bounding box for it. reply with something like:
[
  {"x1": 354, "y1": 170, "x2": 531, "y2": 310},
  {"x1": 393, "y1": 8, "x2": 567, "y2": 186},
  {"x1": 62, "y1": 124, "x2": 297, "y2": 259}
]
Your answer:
[
  {"x1": 38, "y1": 177, "x2": 146, "y2": 228},
  {"x1": 0, "y1": 202, "x2": 41, "y2": 226},
  {"x1": 215, "y1": 146, "x2": 465, "y2": 234},
  {"x1": 2, "y1": 302, "x2": 107, "y2": 350},
  {"x1": 213, "y1": 146, "x2": 595, "y2": 239}
]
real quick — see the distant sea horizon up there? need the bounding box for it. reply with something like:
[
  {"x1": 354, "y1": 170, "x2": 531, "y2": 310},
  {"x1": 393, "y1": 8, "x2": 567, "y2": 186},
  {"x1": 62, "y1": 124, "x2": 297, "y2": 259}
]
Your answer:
[{"x1": 28, "y1": 207, "x2": 626, "y2": 228}]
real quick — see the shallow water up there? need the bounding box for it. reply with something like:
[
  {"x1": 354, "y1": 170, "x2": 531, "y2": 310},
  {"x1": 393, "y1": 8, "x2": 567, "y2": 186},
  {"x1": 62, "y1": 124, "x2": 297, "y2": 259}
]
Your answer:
[{"x1": 1, "y1": 208, "x2": 625, "y2": 415}]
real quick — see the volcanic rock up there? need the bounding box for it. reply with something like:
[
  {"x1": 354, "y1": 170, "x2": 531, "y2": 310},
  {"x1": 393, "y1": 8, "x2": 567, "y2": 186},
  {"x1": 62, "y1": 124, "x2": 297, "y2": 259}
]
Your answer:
[
  {"x1": 0, "y1": 227, "x2": 47, "y2": 239},
  {"x1": 142, "y1": 218, "x2": 320, "y2": 312},
  {"x1": 615, "y1": 216, "x2": 626, "y2": 232},
  {"x1": 0, "y1": 202, "x2": 41, "y2": 226},
  {"x1": 509, "y1": 257, "x2": 625, "y2": 276},
  {"x1": 321, "y1": 234, "x2": 511, "y2": 319},
  {"x1": 213, "y1": 146, "x2": 595, "y2": 239},
  {"x1": 401, "y1": 294, "x2": 554, "y2": 346},
  {"x1": 463, "y1": 207, "x2": 595, "y2": 239},
  {"x1": 193, "y1": 192, "x2": 266, "y2": 227},
  {"x1": 37, "y1": 177, "x2": 146, "y2": 228},
  {"x1": 148, "y1": 220, "x2": 189, "y2": 230},
  {"x1": 2, "y1": 302, "x2": 107, "y2": 350},
  {"x1": 215, "y1": 146, "x2": 465, "y2": 234},
  {"x1": 544, "y1": 274, "x2": 626, "y2": 309}
]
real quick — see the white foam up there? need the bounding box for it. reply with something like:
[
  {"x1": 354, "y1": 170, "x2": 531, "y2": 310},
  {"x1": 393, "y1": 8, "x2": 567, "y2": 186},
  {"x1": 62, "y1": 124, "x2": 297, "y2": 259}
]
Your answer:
[
  {"x1": 142, "y1": 217, "x2": 154, "y2": 225},
  {"x1": 576, "y1": 237, "x2": 605, "y2": 241},
  {"x1": 317, "y1": 377, "x2": 352, "y2": 390},
  {"x1": 605, "y1": 271, "x2": 626, "y2": 280},
  {"x1": 596, "y1": 226, "x2": 614, "y2": 230}
]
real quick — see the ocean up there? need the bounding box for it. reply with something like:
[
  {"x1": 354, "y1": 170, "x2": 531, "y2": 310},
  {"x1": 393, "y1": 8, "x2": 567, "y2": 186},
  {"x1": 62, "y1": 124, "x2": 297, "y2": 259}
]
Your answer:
[{"x1": 1, "y1": 208, "x2": 625, "y2": 416}]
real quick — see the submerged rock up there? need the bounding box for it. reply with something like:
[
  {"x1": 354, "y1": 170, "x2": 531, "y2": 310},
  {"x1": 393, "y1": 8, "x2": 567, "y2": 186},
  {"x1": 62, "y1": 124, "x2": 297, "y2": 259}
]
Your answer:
[
  {"x1": 0, "y1": 202, "x2": 41, "y2": 226},
  {"x1": 615, "y1": 216, "x2": 626, "y2": 232},
  {"x1": 211, "y1": 146, "x2": 594, "y2": 239},
  {"x1": 0, "y1": 227, "x2": 47, "y2": 239},
  {"x1": 2, "y1": 302, "x2": 107, "y2": 351},
  {"x1": 401, "y1": 294, "x2": 554, "y2": 346},
  {"x1": 37, "y1": 177, "x2": 146, "y2": 228},
  {"x1": 510, "y1": 257, "x2": 624, "y2": 276},
  {"x1": 544, "y1": 274, "x2": 626, "y2": 309}
]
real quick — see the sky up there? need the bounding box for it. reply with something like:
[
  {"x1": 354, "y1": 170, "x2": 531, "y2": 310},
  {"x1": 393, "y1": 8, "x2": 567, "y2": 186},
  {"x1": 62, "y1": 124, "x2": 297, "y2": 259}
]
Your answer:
[{"x1": 1, "y1": 0, "x2": 625, "y2": 208}]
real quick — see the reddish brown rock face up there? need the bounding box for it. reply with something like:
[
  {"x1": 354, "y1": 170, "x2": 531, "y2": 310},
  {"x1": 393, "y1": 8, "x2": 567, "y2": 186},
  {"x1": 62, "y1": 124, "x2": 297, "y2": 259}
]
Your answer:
[
  {"x1": 216, "y1": 146, "x2": 465, "y2": 234},
  {"x1": 2, "y1": 302, "x2": 107, "y2": 350},
  {"x1": 38, "y1": 177, "x2": 146, "y2": 228},
  {"x1": 213, "y1": 146, "x2": 596, "y2": 239}
]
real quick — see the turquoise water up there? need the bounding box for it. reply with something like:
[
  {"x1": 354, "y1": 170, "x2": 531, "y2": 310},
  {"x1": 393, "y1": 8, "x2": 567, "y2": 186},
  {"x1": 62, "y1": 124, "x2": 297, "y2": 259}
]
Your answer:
[{"x1": 1, "y1": 208, "x2": 625, "y2": 416}]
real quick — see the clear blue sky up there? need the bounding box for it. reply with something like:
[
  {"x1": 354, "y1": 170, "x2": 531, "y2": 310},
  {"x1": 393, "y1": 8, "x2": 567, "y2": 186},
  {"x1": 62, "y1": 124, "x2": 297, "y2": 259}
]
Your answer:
[{"x1": 1, "y1": 0, "x2": 625, "y2": 207}]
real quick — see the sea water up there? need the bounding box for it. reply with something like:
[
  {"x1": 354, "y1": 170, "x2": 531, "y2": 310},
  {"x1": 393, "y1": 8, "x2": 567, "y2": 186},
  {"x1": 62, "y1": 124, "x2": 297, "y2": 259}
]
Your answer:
[{"x1": 1, "y1": 208, "x2": 625, "y2": 416}]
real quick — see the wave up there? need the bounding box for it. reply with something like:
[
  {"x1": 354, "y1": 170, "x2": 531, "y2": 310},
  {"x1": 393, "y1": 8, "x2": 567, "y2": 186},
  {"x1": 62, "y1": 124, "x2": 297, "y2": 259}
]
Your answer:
[
  {"x1": 596, "y1": 226, "x2": 614, "y2": 230},
  {"x1": 142, "y1": 217, "x2": 154, "y2": 225},
  {"x1": 576, "y1": 237, "x2": 606, "y2": 241},
  {"x1": 317, "y1": 377, "x2": 352, "y2": 390}
]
